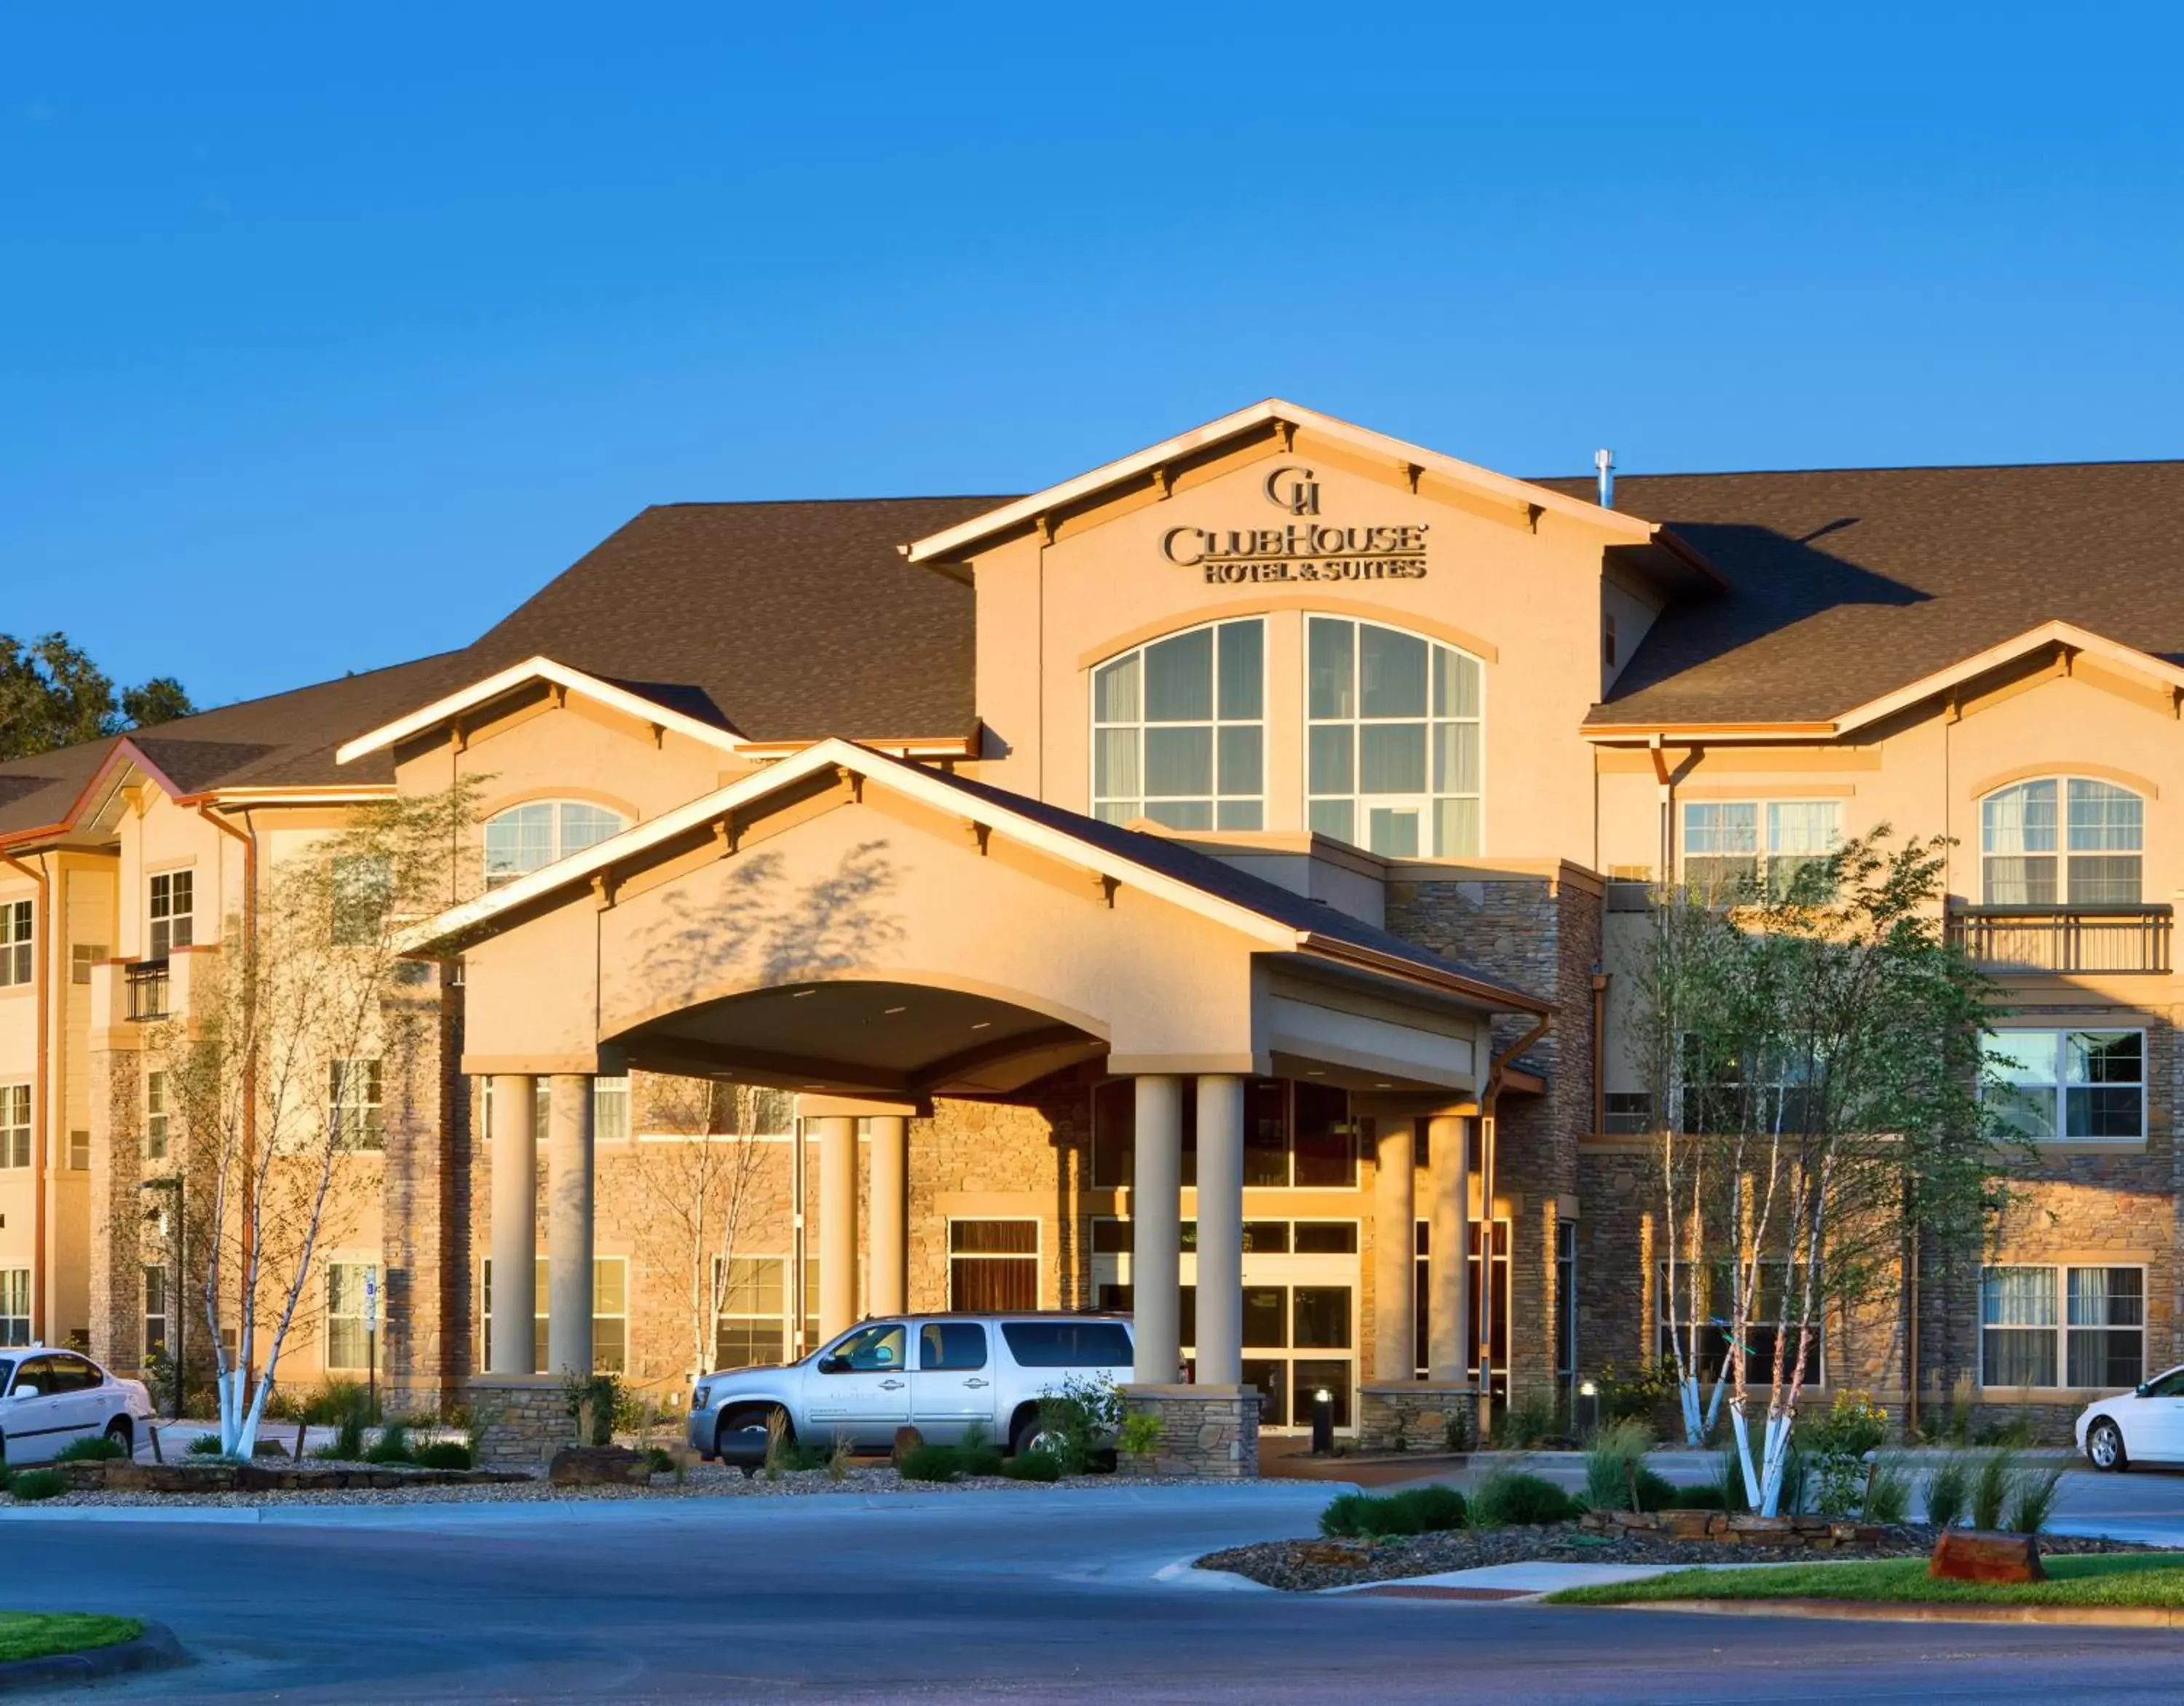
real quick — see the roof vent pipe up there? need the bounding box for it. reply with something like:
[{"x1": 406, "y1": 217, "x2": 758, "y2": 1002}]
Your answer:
[{"x1": 1594, "y1": 447, "x2": 1615, "y2": 509}]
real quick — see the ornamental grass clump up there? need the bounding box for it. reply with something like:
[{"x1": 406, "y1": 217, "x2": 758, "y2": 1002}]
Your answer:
[
  {"x1": 363, "y1": 1420, "x2": 413, "y2": 1464},
  {"x1": 1583, "y1": 1417, "x2": 1653, "y2": 1511},
  {"x1": 1922, "y1": 1453, "x2": 1974, "y2": 1529},
  {"x1": 2008, "y1": 1463, "x2": 2066, "y2": 1536},
  {"x1": 1971, "y1": 1448, "x2": 2019, "y2": 1532},
  {"x1": 1863, "y1": 1454, "x2": 1914, "y2": 1525},
  {"x1": 53, "y1": 1435, "x2": 127, "y2": 1464},
  {"x1": 896, "y1": 1444, "x2": 962, "y2": 1483},
  {"x1": 954, "y1": 1424, "x2": 1004, "y2": 1480},
  {"x1": 414, "y1": 1440, "x2": 472, "y2": 1471},
  {"x1": 187, "y1": 1432, "x2": 224, "y2": 1456}
]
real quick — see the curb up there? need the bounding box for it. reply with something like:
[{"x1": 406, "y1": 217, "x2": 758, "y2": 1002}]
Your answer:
[
  {"x1": 1586, "y1": 1595, "x2": 2184, "y2": 1629},
  {"x1": 0, "y1": 1621, "x2": 186, "y2": 1694}
]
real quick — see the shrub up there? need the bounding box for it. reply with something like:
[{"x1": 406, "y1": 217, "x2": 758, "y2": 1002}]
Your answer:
[
  {"x1": 2009, "y1": 1463, "x2": 2065, "y2": 1536},
  {"x1": 954, "y1": 1424, "x2": 1002, "y2": 1479},
  {"x1": 262, "y1": 1388, "x2": 306, "y2": 1423},
  {"x1": 1661, "y1": 1481, "x2": 1726, "y2": 1511},
  {"x1": 1805, "y1": 1389, "x2": 1889, "y2": 1459},
  {"x1": 1443, "y1": 1409, "x2": 1473, "y2": 1453},
  {"x1": 562, "y1": 1372, "x2": 622, "y2": 1448},
  {"x1": 1923, "y1": 1453, "x2": 1973, "y2": 1529},
  {"x1": 1468, "y1": 1469, "x2": 1578, "y2": 1528},
  {"x1": 1975, "y1": 1411, "x2": 2038, "y2": 1449},
  {"x1": 1320, "y1": 1485, "x2": 1469, "y2": 1539},
  {"x1": 1593, "y1": 1358, "x2": 1674, "y2": 1425},
  {"x1": 1632, "y1": 1468, "x2": 1682, "y2": 1512},
  {"x1": 1712, "y1": 1445, "x2": 1752, "y2": 1514},
  {"x1": 1001, "y1": 1450, "x2": 1061, "y2": 1483},
  {"x1": 414, "y1": 1440, "x2": 472, "y2": 1471},
  {"x1": 364, "y1": 1421, "x2": 413, "y2": 1464},
  {"x1": 55, "y1": 1435, "x2": 127, "y2": 1464},
  {"x1": 1117, "y1": 1413, "x2": 1162, "y2": 1457},
  {"x1": 896, "y1": 1445, "x2": 961, "y2": 1483},
  {"x1": 1493, "y1": 1394, "x2": 1557, "y2": 1449},
  {"x1": 1583, "y1": 1417, "x2": 1653, "y2": 1511},
  {"x1": 1864, "y1": 1455, "x2": 1913, "y2": 1524},
  {"x1": 1036, "y1": 1375, "x2": 1122, "y2": 1475},
  {"x1": 187, "y1": 1432, "x2": 224, "y2": 1456},
  {"x1": 305, "y1": 1380, "x2": 379, "y2": 1427},
  {"x1": 1971, "y1": 1448, "x2": 2019, "y2": 1531},
  {"x1": 824, "y1": 1435, "x2": 854, "y2": 1484},
  {"x1": 644, "y1": 1445, "x2": 677, "y2": 1477},
  {"x1": 9, "y1": 1469, "x2": 65, "y2": 1501}
]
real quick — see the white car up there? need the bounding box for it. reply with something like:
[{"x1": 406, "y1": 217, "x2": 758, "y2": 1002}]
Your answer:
[
  {"x1": 0, "y1": 1346, "x2": 154, "y2": 1467},
  {"x1": 2076, "y1": 1364, "x2": 2184, "y2": 1470}
]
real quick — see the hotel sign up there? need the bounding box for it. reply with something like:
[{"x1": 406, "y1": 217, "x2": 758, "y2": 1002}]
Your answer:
[{"x1": 1160, "y1": 466, "x2": 1429, "y2": 584}]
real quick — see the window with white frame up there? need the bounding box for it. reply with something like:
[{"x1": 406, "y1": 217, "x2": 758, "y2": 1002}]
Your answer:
[
  {"x1": 329, "y1": 1059, "x2": 384, "y2": 1149},
  {"x1": 480, "y1": 1075, "x2": 631, "y2": 1140},
  {"x1": 1982, "y1": 778, "x2": 2143, "y2": 905},
  {"x1": 0, "y1": 1270, "x2": 27, "y2": 1346},
  {"x1": 325, "y1": 1262, "x2": 378, "y2": 1371},
  {"x1": 1306, "y1": 616, "x2": 1481, "y2": 858},
  {"x1": 0, "y1": 899, "x2": 31, "y2": 987},
  {"x1": 67, "y1": 1130, "x2": 89, "y2": 1171},
  {"x1": 483, "y1": 801, "x2": 629, "y2": 889},
  {"x1": 148, "y1": 870, "x2": 193, "y2": 959},
  {"x1": 1654, "y1": 1258, "x2": 1824, "y2": 1383},
  {"x1": 1987, "y1": 1029, "x2": 2144, "y2": 1143},
  {"x1": 143, "y1": 1264, "x2": 168, "y2": 1358},
  {"x1": 1092, "y1": 619, "x2": 1265, "y2": 830},
  {"x1": 1681, "y1": 801, "x2": 1841, "y2": 898},
  {"x1": 948, "y1": 1221, "x2": 1039, "y2": 1311},
  {"x1": 145, "y1": 1070, "x2": 170, "y2": 1161},
  {"x1": 70, "y1": 943, "x2": 104, "y2": 986},
  {"x1": 715, "y1": 1255, "x2": 788, "y2": 1368},
  {"x1": 330, "y1": 854, "x2": 393, "y2": 946},
  {"x1": 0, "y1": 1084, "x2": 28, "y2": 1170},
  {"x1": 480, "y1": 1256, "x2": 628, "y2": 1373},
  {"x1": 1982, "y1": 1264, "x2": 2144, "y2": 1388}
]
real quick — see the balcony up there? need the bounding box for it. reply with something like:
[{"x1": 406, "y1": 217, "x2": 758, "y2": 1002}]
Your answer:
[
  {"x1": 125, "y1": 960, "x2": 171, "y2": 1021},
  {"x1": 1948, "y1": 904, "x2": 2173, "y2": 976}
]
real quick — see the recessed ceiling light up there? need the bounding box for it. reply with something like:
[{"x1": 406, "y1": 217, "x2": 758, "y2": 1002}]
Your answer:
[
  {"x1": 1374, "y1": 1082, "x2": 1393, "y2": 1089},
  {"x1": 1305, "y1": 1070, "x2": 1325, "y2": 1077},
  {"x1": 791, "y1": 989, "x2": 817, "y2": 999},
  {"x1": 970, "y1": 1020, "x2": 992, "y2": 1031},
  {"x1": 883, "y1": 1005, "x2": 908, "y2": 1015}
]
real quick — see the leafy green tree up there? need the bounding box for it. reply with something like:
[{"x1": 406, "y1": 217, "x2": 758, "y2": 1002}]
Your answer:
[{"x1": 0, "y1": 632, "x2": 196, "y2": 761}]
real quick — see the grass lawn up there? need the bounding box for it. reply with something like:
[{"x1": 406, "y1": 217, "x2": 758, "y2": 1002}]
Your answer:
[
  {"x1": 0, "y1": 1613, "x2": 143, "y2": 1663},
  {"x1": 1548, "y1": 1553, "x2": 2184, "y2": 1609}
]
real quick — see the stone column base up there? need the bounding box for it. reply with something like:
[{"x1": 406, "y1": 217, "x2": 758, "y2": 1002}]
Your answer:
[
  {"x1": 464, "y1": 1375, "x2": 575, "y2": 1471},
  {"x1": 1358, "y1": 1381, "x2": 1478, "y2": 1453},
  {"x1": 1122, "y1": 1383, "x2": 1261, "y2": 1478}
]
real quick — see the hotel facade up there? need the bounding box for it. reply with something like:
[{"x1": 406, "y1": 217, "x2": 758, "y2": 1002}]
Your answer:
[{"x1": 1, "y1": 400, "x2": 2178, "y2": 1460}]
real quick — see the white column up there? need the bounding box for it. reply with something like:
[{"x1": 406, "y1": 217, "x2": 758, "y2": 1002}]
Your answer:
[
  {"x1": 1194, "y1": 1076, "x2": 1245, "y2": 1386},
  {"x1": 1373, "y1": 1118, "x2": 1417, "y2": 1381},
  {"x1": 546, "y1": 1074, "x2": 596, "y2": 1376},
  {"x1": 817, "y1": 1116, "x2": 859, "y2": 1340},
  {"x1": 869, "y1": 1115, "x2": 908, "y2": 1316},
  {"x1": 1427, "y1": 1115, "x2": 1472, "y2": 1384},
  {"x1": 487, "y1": 1074, "x2": 538, "y2": 1375},
  {"x1": 1129, "y1": 1075, "x2": 1184, "y2": 1385}
]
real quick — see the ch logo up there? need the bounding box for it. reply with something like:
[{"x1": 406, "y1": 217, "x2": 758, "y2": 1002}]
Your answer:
[{"x1": 1263, "y1": 465, "x2": 1321, "y2": 516}]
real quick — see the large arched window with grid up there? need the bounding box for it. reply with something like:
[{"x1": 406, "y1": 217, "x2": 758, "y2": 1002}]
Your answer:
[
  {"x1": 483, "y1": 800, "x2": 629, "y2": 889},
  {"x1": 1980, "y1": 777, "x2": 2143, "y2": 905},
  {"x1": 1091, "y1": 619, "x2": 1265, "y2": 830},
  {"x1": 1305, "y1": 616, "x2": 1482, "y2": 858}
]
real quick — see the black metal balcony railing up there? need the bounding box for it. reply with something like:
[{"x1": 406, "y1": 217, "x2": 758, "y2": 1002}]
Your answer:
[
  {"x1": 1947, "y1": 905, "x2": 2173, "y2": 976},
  {"x1": 125, "y1": 959, "x2": 171, "y2": 1021}
]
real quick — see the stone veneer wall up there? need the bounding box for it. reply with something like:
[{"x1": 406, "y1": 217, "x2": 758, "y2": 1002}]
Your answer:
[
  {"x1": 1123, "y1": 1384, "x2": 1260, "y2": 1477},
  {"x1": 379, "y1": 964, "x2": 462, "y2": 1407},
  {"x1": 1356, "y1": 1382, "x2": 1476, "y2": 1452},
  {"x1": 1385, "y1": 862, "x2": 1602, "y2": 1414},
  {"x1": 465, "y1": 1373, "x2": 574, "y2": 1469},
  {"x1": 84, "y1": 1039, "x2": 143, "y2": 1374}
]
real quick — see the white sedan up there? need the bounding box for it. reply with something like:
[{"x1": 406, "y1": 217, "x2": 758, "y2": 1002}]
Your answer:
[
  {"x1": 0, "y1": 1346, "x2": 154, "y2": 1466},
  {"x1": 2077, "y1": 1364, "x2": 2184, "y2": 1470}
]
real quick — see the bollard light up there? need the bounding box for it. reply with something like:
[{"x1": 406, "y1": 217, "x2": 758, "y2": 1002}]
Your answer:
[
  {"x1": 1575, "y1": 1378, "x2": 1600, "y2": 1440},
  {"x1": 1311, "y1": 1387, "x2": 1335, "y2": 1456}
]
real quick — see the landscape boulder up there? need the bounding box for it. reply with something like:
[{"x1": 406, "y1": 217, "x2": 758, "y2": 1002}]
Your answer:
[
  {"x1": 890, "y1": 1427, "x2": 925, "y2": 1468},
  {"x1": 548, "y1": 1445, "x2": 650, "y2": 1488},
  {"x1": 1929, "y1": 1528, "x2": 2044, "y2": 1583}
]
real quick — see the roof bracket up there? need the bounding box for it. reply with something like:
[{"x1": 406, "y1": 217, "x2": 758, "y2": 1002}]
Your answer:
[
  {"x1": 1034, "y1": 512, "x2": 1056, "y2": 546},
  {"x1": 648, "y1": 721, "x2": 665, "y2": 749},
  {"x1": 1094, "y1": 872, "x2": 1119, "y2": 908},
  {"x1": 712, "y1": 814, "x2": 740, "y2": 858},
  {"x1": 1523, "y1": 501, "x2": 1543, "y2": 533},
  {"x1": 1399, "y1": 460, "x2": 1423, "y2": 494},
  {"x1": 1275, "y1": 418, "x2": 1297, "y2": 451},
  {"x1": 841, "y1": 769, "x2": 866, "y2": 805},
  {"x1": 1151, "y1": 464, "x2": 1174, "y2": 501},
  {"x1": 968, "y1": 822, "x2": 993, "y2": 856},
  {"x1": 548, "y1": 683, "x2": 569, "y2": 711},
  {"x1": 590, "y1": 870, "x2": 618, "y2": 911},
  {"x1": 450, "y1": 718, "x2": 468, "y2": 755}
]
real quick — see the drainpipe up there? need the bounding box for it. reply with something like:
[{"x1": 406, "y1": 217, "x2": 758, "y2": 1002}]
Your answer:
[
  {"x1": 1478, "y1": 1011, "x2": 1552, "y2": 1437},
  {"x1": 0, "y1": 852, "x2": 50, "y2": 1344}
]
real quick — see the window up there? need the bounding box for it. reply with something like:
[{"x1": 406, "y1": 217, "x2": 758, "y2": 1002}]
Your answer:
[
  {"x1": 1306, "y1": 616, "x2": 1482, "y2": 857},
  {"x1": 949, "y1": 1221, "x2": 1039, "y2": 1311},
  {"x1": 826, "y1": 1322, "x2": 907, "y2": 1372},
  {"x1": 1653, "y1": 1259, "x2": 1824, "y2": 1384},
  {"x1": 145, "y1": 1071, "x2": 169, "y2": 1162},
  {"x1": 1678, "y1": 1042, "x2": 1813, "y2": 1136},
  {"x1": 480, "y1": 1257, "x2": 629, "y2": 1373},
  {"x1": 0, "y1": 900, "x2": 30, "y2": 987},
  {"x1": 330, "y1": 855, "x2": 393, "y2": 946},
  {"x1": 148, "y1": 871, "x2": 193, "y2": 959},
  {"x1": 0, "y1": 1084, "x2": 27, "y2": 1170},
  {"x1": 1556, "y1": 1219, "x2": 1578, "y2": 1383},
  {"x1": 1982, "y1": 778, "x2": 2143, "y2": 905},
  {"x1": 67, "y1": 1130, "x2": 89, "y2": 1171},
  {"x1": 716, "y1": 1255, "x2": 788, "y2": 1369},
  {"x1": 0, "y1": 1271, "x2": 26, "y2": 1346},
  {"x1": 1681, "y1": 801, "x2": 1840, "y2": 899},
  {"x1": 143, "y1": 1265, "x2": 168, "y2": 1358},
  {"x1": 1982, "y1": 1264, "x2": 2145, "y2": 1389},
  {"x1": 483, "y1": 801, "x2": 629, "y2": 889},
  {"x1": 329, "y1": 1059, "x2": 384, "y2": 1149},
  {"x1": 1602, "y1": 1092, "x2": 1653, "y2": 1135},
  {"x1": 480, "y1": 1074, "x2": 631, "y2": 1139},
  {"x1": 1988, "y1": 1029, "x2": 2144, "y2": 1142},
  {"x1": 1413, "y1": 1220, "x2": 1513, "y2": 1397},
  {"x1": 999, "y1": 1320, "x2": 1133, "y2": 1368},
  {"x1": 1602, "y1": 613, "x2": 1618, "y2": 669},
  {"x1": 919, "y1": 1322, "x2": 989, "y2": 1372},
  {"x1": 326, "y1": 1262, "x2": 377, "y2": 1371},
  {"x1": 70, "y1": 944, "x2": 105, "y2": 987},
  {"x1": 1090, "y1": 1078, "x2": 1354, "y2": 1189},
  {"x1": 1092, "y1": 619, "x2": 1265, "y2": 830}
]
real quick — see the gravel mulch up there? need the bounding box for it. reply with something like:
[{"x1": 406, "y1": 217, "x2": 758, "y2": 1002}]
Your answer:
[
  {"x1": 1200, "y1": 1523, "x2": 2177, "y2": 1592},
  {"x1": 10, "y1": 1461, "x2": 1230, "y2": 1510}
]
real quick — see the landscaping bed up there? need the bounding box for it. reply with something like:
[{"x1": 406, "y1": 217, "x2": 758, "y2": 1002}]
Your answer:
[
  {"x1": 1547, "y1": 1552, "x2": 2184, "y2": 1608},
  {"x1": 1200, "y1": 1520, "x2": 2167, "y2": 1593}
]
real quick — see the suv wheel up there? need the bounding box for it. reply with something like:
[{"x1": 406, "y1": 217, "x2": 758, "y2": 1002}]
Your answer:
[
  {"x1": 1009, "y1": 1412, "x2": 1057, "y2": 1459},
  {"x1": 716, "y1": 1407, "x2": 784, "y2": 1471}
]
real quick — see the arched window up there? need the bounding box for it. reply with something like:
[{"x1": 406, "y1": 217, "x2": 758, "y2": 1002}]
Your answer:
[
  {"x1": 483, "y1": 800, "x2": 629, "y2": 889},
  {"x1": 1306, "y1": 616, "x2": 1481, "y2": 858},
  {"x1": 1091, "y1": 619, "x2": 1265, "y2": 830},
  {"x1": 1981, "y1": 777, "x2": 2143, "y2": 905}
]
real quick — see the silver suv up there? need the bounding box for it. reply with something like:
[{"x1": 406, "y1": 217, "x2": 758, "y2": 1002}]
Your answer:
[{"x1": 687, "y1": 1312, "x2": 1135, "y2": 1464}]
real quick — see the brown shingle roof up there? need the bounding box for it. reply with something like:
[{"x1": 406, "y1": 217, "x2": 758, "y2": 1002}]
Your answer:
[{"x1": 1534, "y1": 461, "x2": 2184, "y2": 727}]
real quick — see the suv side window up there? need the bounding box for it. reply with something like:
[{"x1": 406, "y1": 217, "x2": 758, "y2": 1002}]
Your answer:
[
  {"x1": 919, "y1": 1323, "x2": 987, "y2": 1372},
  {"x1": 1000, "y1": 1321, "x2": 1133, "y2": 1368},
  {"x1": 826, "y1": 1323, "x2": 906, "y2": 1373}
]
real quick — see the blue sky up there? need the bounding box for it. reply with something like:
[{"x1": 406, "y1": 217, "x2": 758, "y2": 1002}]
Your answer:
[{"x1": 5, "y1": 4, "x2": 2181, "y2": 710}]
